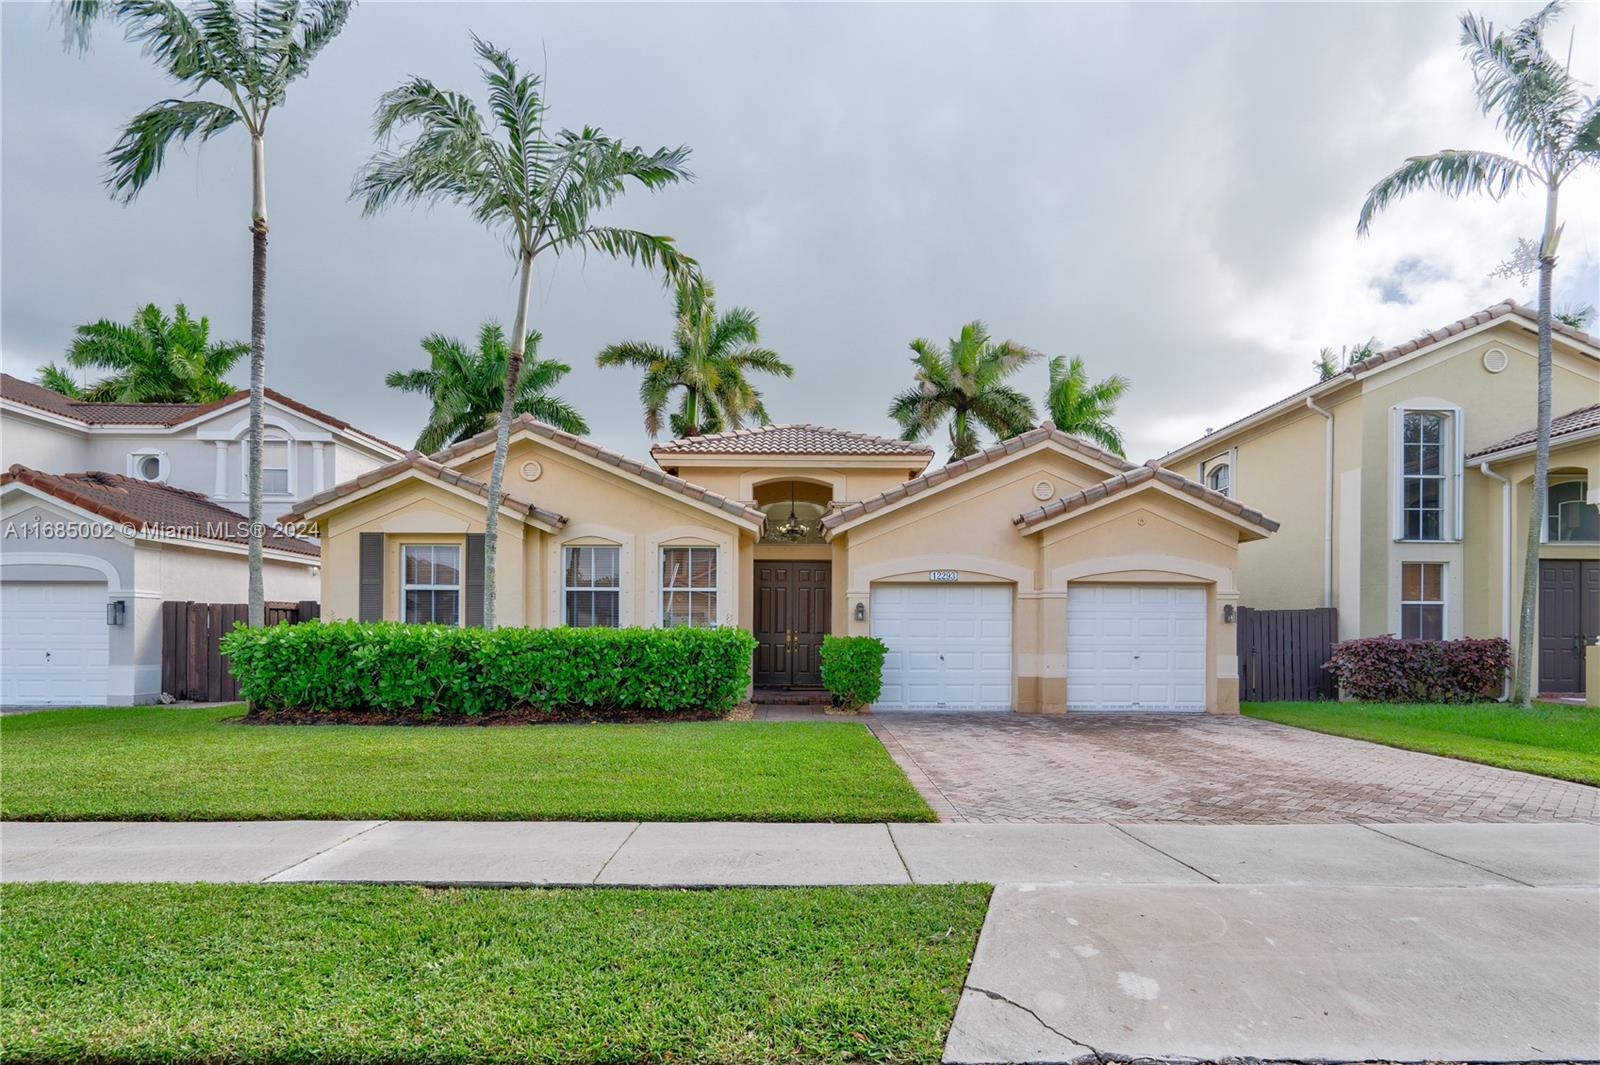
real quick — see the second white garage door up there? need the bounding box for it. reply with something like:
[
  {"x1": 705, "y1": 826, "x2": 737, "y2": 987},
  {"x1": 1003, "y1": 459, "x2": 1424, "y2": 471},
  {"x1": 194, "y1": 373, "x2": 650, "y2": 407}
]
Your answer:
[
  {"x1": 871, "y1": 584, "x2": 1012, "y2": 711},
  {"x1": 1066, "y1": 583, "x2": 1206, "y2": 712}
]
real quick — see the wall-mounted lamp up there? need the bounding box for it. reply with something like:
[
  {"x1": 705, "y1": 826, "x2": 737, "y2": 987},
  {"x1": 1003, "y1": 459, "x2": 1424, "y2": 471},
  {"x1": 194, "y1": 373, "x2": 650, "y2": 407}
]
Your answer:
[
  {"x1": 1222, "y1": 604, "x2": 1236, "y2": 624},
  {"x1": 853, "y1": 602, "x2": 866, "y2": 622},
  {"x1": 106, "y1": 600, "x2": 126, "y2": 627}
]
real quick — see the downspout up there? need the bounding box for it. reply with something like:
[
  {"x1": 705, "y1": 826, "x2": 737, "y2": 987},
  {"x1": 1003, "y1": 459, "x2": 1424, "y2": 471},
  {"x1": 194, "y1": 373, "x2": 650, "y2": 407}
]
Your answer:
[
  {"x1": 1305, "y1": 396, "x2": 1334, "y2": 608},
  {"x1": 1479, "y1": 460, "x2": 1514, "y2": 700}
]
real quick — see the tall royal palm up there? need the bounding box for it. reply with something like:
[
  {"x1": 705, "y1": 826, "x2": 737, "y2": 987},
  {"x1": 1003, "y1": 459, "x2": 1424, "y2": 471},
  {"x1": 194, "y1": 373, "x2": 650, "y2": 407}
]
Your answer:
[
  {"x1": 1358, "y1": 1, "x2": 1598, "y2": 707},
  {"x1": 63, "y1": 0, "x2": 355, "y2": 627},
  {"x1": 888, "y1": 321, "x2": 1039, "y2": 460},
  {"x1": 39, "y1": 302, "x2": 246, "y2": 403},
  {"x1": 597, "y1": 276, "x2": 792, "y2": 438},
  {"x1": 1044, "y1": 355, "x2": 1129, "y2": 457},
  {"x1": 354, "y1": 36, "x2": 693, "y2": 628},
  {"x1": 387, "y1": 323, "x2": 588, "y2": 454}
]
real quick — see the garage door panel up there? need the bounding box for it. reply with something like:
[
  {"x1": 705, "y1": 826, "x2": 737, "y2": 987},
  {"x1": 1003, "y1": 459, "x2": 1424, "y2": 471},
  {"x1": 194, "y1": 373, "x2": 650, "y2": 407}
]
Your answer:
[
  {"x1": 1067, "y1": 582, "x2": 1206, "y2": 713},
  {"x1": 871, "y1": 584, "x2": 1012, "y2": 711}
]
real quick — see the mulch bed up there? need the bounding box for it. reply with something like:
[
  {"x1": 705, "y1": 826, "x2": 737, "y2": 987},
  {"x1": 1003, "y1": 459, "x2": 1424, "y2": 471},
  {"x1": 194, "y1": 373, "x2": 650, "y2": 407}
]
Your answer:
[{"x1": 233, "y1": 704, "x2": 736, "y2": 727}]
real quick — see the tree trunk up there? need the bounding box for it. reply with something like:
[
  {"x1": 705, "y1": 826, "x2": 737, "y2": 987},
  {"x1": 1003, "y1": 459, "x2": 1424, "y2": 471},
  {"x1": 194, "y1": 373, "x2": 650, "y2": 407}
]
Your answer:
[
  {"x1": 1511, "y1": 185, "x2": 1559, "y2": 707},
  {"x1": 247, "y1": 132, "x2": 268, "y2": 627},
  {"x1": 482, "y1": 251, "x2": 535, "y2": 630}
]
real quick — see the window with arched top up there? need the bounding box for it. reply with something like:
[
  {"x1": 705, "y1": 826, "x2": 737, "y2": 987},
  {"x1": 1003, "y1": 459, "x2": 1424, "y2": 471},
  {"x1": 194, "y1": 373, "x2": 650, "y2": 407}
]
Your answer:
[
  {"x1": 1548, "y1": 479, "x2": 1599, "y2": 542},
  {"x1": 563, "y1": 544, "x2": 621, "y2": 627},
  {"x1": 1206, "y1": 463, "x2": 1231, "y2": 497}
]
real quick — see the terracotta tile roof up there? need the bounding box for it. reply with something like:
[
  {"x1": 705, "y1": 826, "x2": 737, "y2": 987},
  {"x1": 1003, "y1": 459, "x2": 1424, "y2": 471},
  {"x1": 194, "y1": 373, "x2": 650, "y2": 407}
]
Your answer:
[
  {"x1": 430, "y1": 414, "x2": 767, "y2": 528},
  {"x1": 1468, "y1": 403, "x2": 1600, "y2": 460},
  {"x1": 651, "y1": 423, "x2": 934, "y2": 458},
  {"x1": 1, "y1": 373, "x2": 404, "y2": 454},
  {"x1": 821, "y1": 423, "x2": 1136, "y2": 531},
  {"x1": 1, "y1": 464, "x2": 321, "y2": 557},
  {"x1": 1162, "y1": 300, "x2": 1600, "y2": 464},
  {"x1": 1011, "y1": 459, "x2": 1279, "y2": 533},
  {"x1": 280, "y1": 450, "x2": 567, "y2": 529}
]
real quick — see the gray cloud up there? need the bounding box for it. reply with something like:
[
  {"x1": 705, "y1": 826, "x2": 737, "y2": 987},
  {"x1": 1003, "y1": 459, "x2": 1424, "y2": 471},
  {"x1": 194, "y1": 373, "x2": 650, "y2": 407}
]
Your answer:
[{"x1": 4, "y1": 2, "x2": 1596, "y2": 468}]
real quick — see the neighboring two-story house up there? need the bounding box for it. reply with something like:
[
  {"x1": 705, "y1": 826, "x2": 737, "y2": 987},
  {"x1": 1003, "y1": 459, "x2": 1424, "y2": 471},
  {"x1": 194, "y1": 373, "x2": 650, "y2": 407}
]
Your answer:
[
  {"x1": 0, "y1": 373, "x2": 404, "y2": 705},
  {"x1": 1160, "y1": 301, "x2": 1600, "y2": 697}
]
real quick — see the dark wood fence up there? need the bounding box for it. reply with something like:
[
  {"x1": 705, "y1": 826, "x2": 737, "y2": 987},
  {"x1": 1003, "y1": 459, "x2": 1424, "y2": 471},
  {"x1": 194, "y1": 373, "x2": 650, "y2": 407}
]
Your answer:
[
  {"x1": 161, "y1": 600, "x2": 320, "y2": 702},
  {"x1": 1236, "y1": 607, "x2": 1338, "y2": 701}
]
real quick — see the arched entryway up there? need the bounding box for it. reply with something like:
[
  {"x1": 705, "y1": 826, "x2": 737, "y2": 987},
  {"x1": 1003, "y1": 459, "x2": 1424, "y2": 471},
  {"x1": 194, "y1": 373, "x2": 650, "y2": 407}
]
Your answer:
[{"x1": 750, "y1": 478, "x2": 836, "y2": 690}]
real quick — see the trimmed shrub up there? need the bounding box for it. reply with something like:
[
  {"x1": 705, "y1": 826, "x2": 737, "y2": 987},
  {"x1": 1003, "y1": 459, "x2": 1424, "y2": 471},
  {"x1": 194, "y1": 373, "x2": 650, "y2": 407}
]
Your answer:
[
  {"x1": 819, "y1": 635, "x2": 888, "y2": 711},
  {"x1": 1322, "y1": 635, "x2": 1510, "y2": 703},
  {"x1": 221, "y1": 621, "x2": 757, "y2": 718}
]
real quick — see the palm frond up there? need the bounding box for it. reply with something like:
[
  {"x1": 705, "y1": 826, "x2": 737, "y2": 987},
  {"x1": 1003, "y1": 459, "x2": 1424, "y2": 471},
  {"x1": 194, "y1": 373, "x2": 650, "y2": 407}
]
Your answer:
[
  {"x1": 1357, "y1": 149, "x2": 1533, "y2": 235},
  {"x1": 36, "y1": 362, "x2": 84, "y2": 397},
  {"x1": 104, "y1": 98, "x2": 241, "y2": 201}
]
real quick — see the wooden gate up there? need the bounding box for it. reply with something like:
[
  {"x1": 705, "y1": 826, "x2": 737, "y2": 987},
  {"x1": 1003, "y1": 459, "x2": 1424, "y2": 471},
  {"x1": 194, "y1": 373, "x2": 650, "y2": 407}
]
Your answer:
[
  {"x1": 160, "y1": 600, "x2": 319, "y2": 702},
  {"x1": 1236, "y1": 607, "x2": 1338, "y2": 701}
]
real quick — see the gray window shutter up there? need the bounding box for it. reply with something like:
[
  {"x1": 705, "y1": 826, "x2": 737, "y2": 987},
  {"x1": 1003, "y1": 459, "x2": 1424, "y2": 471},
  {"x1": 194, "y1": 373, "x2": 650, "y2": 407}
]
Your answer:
[
  {"x1": 465, "y1": 533, "x2": 486, "y2": 627},
  {"x1": 359, "y1": 533, "x2": 384, "y2": 622}
]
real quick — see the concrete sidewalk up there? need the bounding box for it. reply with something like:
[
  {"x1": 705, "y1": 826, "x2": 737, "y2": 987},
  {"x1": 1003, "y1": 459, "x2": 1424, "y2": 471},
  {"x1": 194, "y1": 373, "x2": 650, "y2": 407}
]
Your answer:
[{"x1": 3, "y1": 819, "x2": 1596, "y2": 886}]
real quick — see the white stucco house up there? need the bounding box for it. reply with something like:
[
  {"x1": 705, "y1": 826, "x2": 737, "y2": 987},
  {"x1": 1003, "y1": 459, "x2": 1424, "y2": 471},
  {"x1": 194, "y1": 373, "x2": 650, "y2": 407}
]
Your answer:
[{"x1": 0, "y1": 373, "x2": 404, "y2": 706}]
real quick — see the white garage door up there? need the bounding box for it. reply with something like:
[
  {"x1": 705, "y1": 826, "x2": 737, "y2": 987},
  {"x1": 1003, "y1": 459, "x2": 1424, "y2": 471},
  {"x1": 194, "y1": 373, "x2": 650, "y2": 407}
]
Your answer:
[
  {"x1": 1067, "y1": 584, "x2": 1206, "y2": 712},
  {"x1": 871, "y1": 584, "x2": 1012, "y2": 711},
  {"x1": 0, "y1": 582, "x2": 110, "y2": 706}
]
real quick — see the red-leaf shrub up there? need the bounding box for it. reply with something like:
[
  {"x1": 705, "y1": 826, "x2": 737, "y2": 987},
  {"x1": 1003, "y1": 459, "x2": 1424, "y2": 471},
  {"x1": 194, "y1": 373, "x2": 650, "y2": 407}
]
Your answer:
[{"x1": 1323, "y1": 636, "x2": 1510, "y2": 703}]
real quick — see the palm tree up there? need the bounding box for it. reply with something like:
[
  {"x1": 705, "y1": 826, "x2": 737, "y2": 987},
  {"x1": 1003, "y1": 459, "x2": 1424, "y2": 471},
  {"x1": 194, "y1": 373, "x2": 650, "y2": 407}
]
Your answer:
[
  {"x1": 888, "y1": 321, "x2": 1039, "y2": 460},
  {"x1": 1044, "y1": 355, "x2": 1129, "y2": 456},
  {"x1": 387, "y1": 323, "x2": 588, "y2": 453},
  {"x1": 62, "y1": 0, "x2": 355, "y2": 627},
  {"x1": 1358, "y1": 0, "x2": 1598, "y2": 707},
  {"x1": 1312, "y1": 338, "x2": 1381, "y2": 382},
  {"x1": 38, "y1": 303, "x2": 246, "y2": 403},
  {"x1": 597, "y1": 275, "x2": 792, "y2": 438},
  {"x1": 354, "y1": 36, "x2": 693, "y2": 628}
]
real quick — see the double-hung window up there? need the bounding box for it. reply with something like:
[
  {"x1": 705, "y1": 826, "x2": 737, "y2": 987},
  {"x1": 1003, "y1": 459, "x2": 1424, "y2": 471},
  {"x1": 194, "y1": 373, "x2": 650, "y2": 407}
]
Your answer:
[
  {"x1": 1400, "y1": 412, "x2": 1446, "y2": 541},
  {"x1": 564, "y1": 545, "x2": 621, "y2": 627},
  {"x1": 661, "y1": 546, "x2": 718, "y2": 627},
  {"x1": 1400, "y1": 562, "x2": 1444, "y2": 641},
  {"x1": 402, "y1": 544, "x2": 461, "y2": 625},
  {"x1": 262, "y1": 437, "x2": 292, "y2": 496}
]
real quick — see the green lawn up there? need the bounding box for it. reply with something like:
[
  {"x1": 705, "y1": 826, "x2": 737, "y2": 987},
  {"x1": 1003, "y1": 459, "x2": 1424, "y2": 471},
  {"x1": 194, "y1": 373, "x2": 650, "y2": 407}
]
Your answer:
[
  {"x1": 1, "y1": 881, "x2": 990, "y2": 1065},
  {"x1": 0, "y1": 705, "x2": 935, "y2": 822},
  {"x1": 1243, "y1": 700, "x2": 1600, "y2": 785}
]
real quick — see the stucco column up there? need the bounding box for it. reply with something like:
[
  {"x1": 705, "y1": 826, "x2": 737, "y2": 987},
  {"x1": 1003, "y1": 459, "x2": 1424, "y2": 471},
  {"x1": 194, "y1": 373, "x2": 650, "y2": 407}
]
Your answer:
[{"x1": 1212, "y1": 587, "x2": 1240, "y2": 714}]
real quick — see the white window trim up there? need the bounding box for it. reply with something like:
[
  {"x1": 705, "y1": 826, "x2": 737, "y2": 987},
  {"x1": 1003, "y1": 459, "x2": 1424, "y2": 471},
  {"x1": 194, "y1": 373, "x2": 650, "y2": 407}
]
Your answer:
[
  {"x1": 562, "y1": 544, "x2": 622, "y2": 627},
  {"x1": 237, "y1": 433, "x2": 297, "y2": 499},
  {"x1": 1543, "y1": 476, "x2": 1599, "y2": 545},
  {"x1": 1198, "y1": 448, "x2": 1236, "y2": 498},
  {"x1": 1391, "y1": 400, "x2": 1463, "y2": 542},
  {"x1": 126, "y1": 448, "x2": 169, "y2": 483},
  {"x1": 659, "y1": 544, "x2": 720, "y2": 628},
  {"x1": 400, "y1": 543, "x2": 464, "y2": 627},
  {"x1": 1399, "y1": 561, "x2": 1448, "y2": 641}
]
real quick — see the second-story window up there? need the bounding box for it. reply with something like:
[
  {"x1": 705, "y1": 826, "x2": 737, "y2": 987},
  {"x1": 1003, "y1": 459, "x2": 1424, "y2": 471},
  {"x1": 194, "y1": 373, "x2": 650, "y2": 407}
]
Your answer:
[
  {"x1": 262, "y1": 437, "x2": 291, "y2": 496},
  {"x1": 1548, "y1": 480, "x2": 1599, "y2": 542},
  {"x1": 1401, "y1": 412, "x2": 1446, "y2": 541},
  {"x1": 1206, "y1": 462, "x2": 1231, "y2": 497}
]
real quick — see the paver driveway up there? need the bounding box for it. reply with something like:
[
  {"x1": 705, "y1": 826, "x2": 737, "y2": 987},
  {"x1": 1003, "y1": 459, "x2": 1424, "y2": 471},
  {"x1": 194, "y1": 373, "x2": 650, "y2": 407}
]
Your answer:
[{"x1": 867, "y1": 712, "x2": 1600, "y2": 823}]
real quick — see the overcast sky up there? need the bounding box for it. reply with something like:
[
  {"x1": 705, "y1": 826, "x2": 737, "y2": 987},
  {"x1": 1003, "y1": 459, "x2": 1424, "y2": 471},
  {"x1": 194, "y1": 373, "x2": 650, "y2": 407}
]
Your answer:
[{"x1": 3, "y1": 1, "x2": 1597, "y2": 467}]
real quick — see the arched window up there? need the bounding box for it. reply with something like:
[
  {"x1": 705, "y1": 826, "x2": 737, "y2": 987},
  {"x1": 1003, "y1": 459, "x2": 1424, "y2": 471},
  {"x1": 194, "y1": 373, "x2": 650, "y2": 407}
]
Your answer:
[
  {"x1": 1206, "y1": 462, "x2": 1231, "y2": 497},
  {"x1": 1548, "y1": 479, "x2": 1599, "y2": 542}
]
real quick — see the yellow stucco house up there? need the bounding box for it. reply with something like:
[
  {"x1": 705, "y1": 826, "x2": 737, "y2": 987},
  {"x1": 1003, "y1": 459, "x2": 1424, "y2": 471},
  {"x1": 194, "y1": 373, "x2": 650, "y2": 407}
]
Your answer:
[
  {"x1": 1161, "y1": 300, "x2": 1600, "y2": 698},
  {"x1": 283, "y1": 419, "x2": 1277, "y2": 714}
]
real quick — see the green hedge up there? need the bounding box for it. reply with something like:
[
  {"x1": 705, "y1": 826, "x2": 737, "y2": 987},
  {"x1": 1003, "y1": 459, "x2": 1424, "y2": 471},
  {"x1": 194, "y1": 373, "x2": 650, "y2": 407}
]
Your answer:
[
  {"x1": 819, "y1": 635, "x2": 888, "y2": 711},
  {"x1": 221, "y1": 621, "x2": 757, "y2": 718}
]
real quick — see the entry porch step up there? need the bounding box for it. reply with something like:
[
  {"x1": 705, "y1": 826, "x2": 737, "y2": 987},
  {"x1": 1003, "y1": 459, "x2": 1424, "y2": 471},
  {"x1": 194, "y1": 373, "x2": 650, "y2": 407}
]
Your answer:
[{"x1": 751, "y1": 688, "x2": 834, "y2": 707}]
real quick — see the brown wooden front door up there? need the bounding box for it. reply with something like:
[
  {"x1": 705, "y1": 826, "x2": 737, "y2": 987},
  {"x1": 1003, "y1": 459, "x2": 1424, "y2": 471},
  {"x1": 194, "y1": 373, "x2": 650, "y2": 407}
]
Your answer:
[
  {"x1": 753, "y1": 560, "x2": 831, "y2": 688},
  {"x1": 1538, "y1": 559, "x2": 1600, "y2": 694}
]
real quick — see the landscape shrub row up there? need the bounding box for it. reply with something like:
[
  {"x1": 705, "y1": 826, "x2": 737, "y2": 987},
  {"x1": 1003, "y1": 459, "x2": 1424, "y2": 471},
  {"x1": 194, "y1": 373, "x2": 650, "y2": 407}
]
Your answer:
[
  {"x1": 221, "y1": 621, "x2": 757, "y2": 718},
  {"x1": 819, "y1": 635, "x2": 888, "y2": 711},
  {"x1": 1322, "y1": 635, "x2": 1510, "y2": 703}
]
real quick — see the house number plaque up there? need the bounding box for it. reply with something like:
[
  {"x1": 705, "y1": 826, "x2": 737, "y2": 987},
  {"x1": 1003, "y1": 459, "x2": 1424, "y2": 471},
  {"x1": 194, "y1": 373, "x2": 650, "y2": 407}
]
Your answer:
[{"x1": 928, "y1": 570, "x2": 960, "y2": 582}]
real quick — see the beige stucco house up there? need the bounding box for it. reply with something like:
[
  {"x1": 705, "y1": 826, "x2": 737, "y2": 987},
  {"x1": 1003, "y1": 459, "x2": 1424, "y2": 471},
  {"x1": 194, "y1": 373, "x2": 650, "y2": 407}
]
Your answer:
[
  {"x1": 284, "y1": 420, "x2": 1277, "y2": 714},
  {"x1": 1161, "y1": 300, "x2": 1600, "y2": 697}
]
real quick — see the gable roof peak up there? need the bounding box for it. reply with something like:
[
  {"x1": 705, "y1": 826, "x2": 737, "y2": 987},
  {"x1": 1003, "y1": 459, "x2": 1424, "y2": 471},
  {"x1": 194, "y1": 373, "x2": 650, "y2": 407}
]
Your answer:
[{"x1": 649, "y1": 422, "x2": 935, "y2": 457}]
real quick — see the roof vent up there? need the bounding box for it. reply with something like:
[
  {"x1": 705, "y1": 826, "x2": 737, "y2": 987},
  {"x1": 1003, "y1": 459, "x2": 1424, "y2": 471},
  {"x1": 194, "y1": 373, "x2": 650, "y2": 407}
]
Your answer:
[{"x1": 1482, "y1": 348, "x2": 1509, "y2": 374}]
